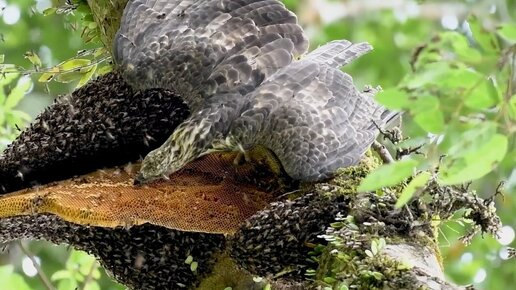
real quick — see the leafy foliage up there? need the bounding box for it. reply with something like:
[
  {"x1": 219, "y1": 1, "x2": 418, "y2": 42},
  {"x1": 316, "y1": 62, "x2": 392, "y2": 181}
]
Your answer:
[
  {"x1": 0, "y1": 69, "x2": 31, "y2": 148},
  {"x1": 0, "y1": 0, "x2": 111, "y2": 93},
  {"x1": 360, "y1": 15, "x2": 514, "y2": 193}
]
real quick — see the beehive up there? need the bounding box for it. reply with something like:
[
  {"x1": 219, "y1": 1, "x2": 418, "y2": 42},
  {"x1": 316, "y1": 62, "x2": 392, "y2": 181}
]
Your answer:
[{"x1": 0, "y1": 151, "x2": 287, "y2": 234}]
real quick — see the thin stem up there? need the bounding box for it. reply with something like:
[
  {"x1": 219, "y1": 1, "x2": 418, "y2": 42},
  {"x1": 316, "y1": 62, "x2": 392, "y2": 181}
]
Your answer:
[
  {"x1": 17, "y1": 241, "x2": 56, "y2": 290},
  {"x1": 372, "y1": 141, "x2": 394, "y2": 164},
  {"x1": 78, "y1": 260, "x2": 99, "y2": 290}
]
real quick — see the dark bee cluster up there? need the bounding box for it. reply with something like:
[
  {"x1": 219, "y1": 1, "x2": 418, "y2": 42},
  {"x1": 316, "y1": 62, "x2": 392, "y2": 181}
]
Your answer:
[
  {"x1": 0, "y1": 214, "x2": 225, "y2": 289},
  {"x1": 230, "y1": 192, "x2": 349, "y2": 278},
  {"x1": 0, "y1": 72, "x2": 189, "y2": 194}
]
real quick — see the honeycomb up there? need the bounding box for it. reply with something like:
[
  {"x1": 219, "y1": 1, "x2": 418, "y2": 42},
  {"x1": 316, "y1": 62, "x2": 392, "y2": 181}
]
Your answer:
[{"x1": 0, "y1": 151, "x2": 287, "y2": 234}]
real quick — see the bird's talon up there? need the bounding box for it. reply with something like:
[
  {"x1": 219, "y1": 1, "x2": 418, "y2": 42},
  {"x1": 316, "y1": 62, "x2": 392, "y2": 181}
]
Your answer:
[
  {"x1": 233, "y1": 152, "x2": 245, "y2": 166},
  {"x1": 244, "y1": 151, "x2": 251, "y2": 163},
  {"x1": 133, "y1": 173, "x2": 145, "y2": 186}
]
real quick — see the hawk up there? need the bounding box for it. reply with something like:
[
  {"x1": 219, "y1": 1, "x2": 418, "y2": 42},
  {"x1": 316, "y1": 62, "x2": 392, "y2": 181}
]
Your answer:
[{"x1": 114, "y1": 0, "x2": 394, "y2": 184}]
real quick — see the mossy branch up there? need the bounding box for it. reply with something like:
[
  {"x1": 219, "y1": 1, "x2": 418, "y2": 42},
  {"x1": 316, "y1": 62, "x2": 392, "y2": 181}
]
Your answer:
[{"x1": 85, "y1": 0, "x2": 128, "y2": 51}]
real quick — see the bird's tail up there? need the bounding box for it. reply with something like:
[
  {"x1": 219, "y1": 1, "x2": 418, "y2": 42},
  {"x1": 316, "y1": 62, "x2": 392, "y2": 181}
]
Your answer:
[
  {"x1": 305, "y1": 40, "x2": 373, "y2": 68},
  {"x1": 307, "y1": 41, "x2": 400, "y2": 131},
  {"x1": 361, "y1": 87, "x2": 402, "y2": 131}
]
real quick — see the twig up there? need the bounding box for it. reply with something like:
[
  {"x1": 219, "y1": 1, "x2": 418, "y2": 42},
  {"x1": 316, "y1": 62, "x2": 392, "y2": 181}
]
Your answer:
[
  {"x1": 0, "y1": 54, "x2": 110, "y2": 78},
  {"x1": 395, "y1": 145, "x2": 423, "y2": 160},
  {"x1": 78, "y1": 260, "x2": 98, "y2": 290},
  {"x1": 372, "y1": 141, "x2": 394, "y2": 164},
  {"x1": 507, "y1": 248, "x2": 516, "y2": 259},
  {"x1": 372, "y1": 120, "x2": 403, "y2": 144},
  {"x1": 17, "y1": 241, "x2": 56, "y2": 290}
]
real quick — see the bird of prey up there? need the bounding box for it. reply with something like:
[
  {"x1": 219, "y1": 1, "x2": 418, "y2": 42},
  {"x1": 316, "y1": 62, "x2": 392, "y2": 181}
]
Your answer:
[{"x1": 114, "y1": 0, "x2": 394, "y2": 184}]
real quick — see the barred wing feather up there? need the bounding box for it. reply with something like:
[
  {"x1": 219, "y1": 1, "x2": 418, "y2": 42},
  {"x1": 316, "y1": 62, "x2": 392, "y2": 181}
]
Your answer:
[
  {"x1": 227, "y1": 40, "x2": 395, "y2": 181},
  {"x1": 114, "y1": 0, "x2": 308, "y2": 111}
]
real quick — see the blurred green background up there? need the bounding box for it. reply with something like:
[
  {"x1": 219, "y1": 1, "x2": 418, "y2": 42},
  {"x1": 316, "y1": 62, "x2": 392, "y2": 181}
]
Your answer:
[{"x1": 0, "y1": 0, "x2": 514, "y2": 289}]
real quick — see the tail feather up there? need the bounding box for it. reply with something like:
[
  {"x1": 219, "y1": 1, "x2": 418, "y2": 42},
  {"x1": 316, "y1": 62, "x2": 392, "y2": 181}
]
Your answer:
[{"x1": 306, "y1": 40, "x2": 373, "y2": 68}]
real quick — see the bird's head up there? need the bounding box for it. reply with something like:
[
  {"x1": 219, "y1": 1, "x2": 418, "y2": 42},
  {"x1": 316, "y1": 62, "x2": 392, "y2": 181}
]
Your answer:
[
  {"x1": 133, "y1": 116, "x2": 219, "y2": 186},
  {"x1": 134, "y1": 148, "x2": 172, "y2": 185},
  {"x1": 133, "y1": 143, "x2": 185, "y2": 185}
]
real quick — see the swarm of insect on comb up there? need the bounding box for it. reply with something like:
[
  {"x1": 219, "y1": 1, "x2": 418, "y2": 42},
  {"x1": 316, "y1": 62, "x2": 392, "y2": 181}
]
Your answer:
[
  {"x1": 0, "y1": 149, "x2": 295, "y2": 290},
  {"x1": 0, "y1": 213, "x2": 226, "y2": 289},
  {"x1": 0, "y1": 72, "x2": 189, "y2": 194},
  {"x1": 229, "y1": 192, "x2": 350, "y2": 278},
  {"x1": 0, "y1": 151, "x2": 290, "y2": 235}
]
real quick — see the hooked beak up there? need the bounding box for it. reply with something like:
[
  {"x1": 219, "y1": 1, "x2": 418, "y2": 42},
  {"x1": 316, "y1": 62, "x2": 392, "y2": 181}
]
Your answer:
[{"x1": 133, "y1": 173, "x2": 146, "y2": 186}]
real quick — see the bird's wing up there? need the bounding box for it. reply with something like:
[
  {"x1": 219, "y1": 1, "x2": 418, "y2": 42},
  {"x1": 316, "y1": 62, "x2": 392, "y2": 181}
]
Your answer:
[
  {"x1": 230, "y1": 40, "x2": 395, "y2": 181},
  {"x1": 114, "y1": 0, "x2": 308, "y2": 110}
]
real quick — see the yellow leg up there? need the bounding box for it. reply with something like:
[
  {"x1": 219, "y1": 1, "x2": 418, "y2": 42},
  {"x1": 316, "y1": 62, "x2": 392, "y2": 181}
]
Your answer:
[
  {"x1": 247, "y1": 145, "x2": 283, "y2": 177},
  {"x1": 233, "y1": 152, "x2": 245, "y2": 166}
]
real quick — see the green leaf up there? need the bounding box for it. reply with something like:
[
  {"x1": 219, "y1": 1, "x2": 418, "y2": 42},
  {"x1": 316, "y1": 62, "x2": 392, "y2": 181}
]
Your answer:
[
  {"x1": 0, "y1": 108, "x2": 5, "y2": 126},
  {"x1": 0, "y1": 54, "x2": 4, "y2": 64},
  {"x1": 93, "y1": 47, "x2": 107, "y2": 58},
  {"x1": 0, "y1": 68, "x2": 19, "y2": 86},
  {"x1": 446, "y1": 121, "x2": 497, "y2": 158},
  {"x1": 78, "y1": 259, "x2": 96, "y2": 276},
  {"x1": 96, "y1": 65, "x2": 113, "y2": 75},
  {"x1": 190, "y1": 261, "x2": 198, "y2": 272},
  {"x1": 24, "y1": 51, "x2": 42, "y2": 67},
  {"x1": 0, "y1": 266, "x2": 31, "y2": 290},
  {"x1": 57, "y1": 59, "x2": 91, "y2": 71},
  {"x1": 5, "y1": 77, "x2": 31, "y2": 109},
  {"x1": 55, "y1": 71, "x2": 85, "y2": 83},
  {"x1": 2, "y1": 273, "x2": 32, "y2": 290},
  {"x1": 184, "y1": 255, "x2": 193, "y2": 264},
  {"x1": 43, "y1": 7, "x2": 58, "y2": 16},
  {"x1": 82, "y1": 14, "x2": 94, "y2": 22},
  {"x1": 497, "y1": 23, "x2": 516, "y2": 42},
  {"x1": 378, "y1": 238, "x2": 386, "y2": 250},
  {"x1": 508, "y1": 94, "x2": 516, "y2": 120},
  {"x1": 464, "y1": 77, "x2": 499, "y2": 109},
  {"x1": 375, "y1": 88, "x2": 410, "y2": 110},
  {"x1": 442, "y1": 31, "x2": 482, "y2": 63},
  {"x1": 467, "y1": 15, "x2": 499, "y2": 54},
  {"x1": 77, "y1": 64, "x2": 97, "y2": 88},
  {"x1": 439, "y1": 67, "x2": 479, "y2": 90},
  {"x1": 371, "y1": 271, "x2": 384, "y2": 280},
  {"x1": 66, "y1": 250, "x2": 93, "y2": 269},
  {"x1": 88, "y1": 22, "x2": 98, "y2": 29},
  {"x1": 371, "y1": 240, "x2": 378, "y2": 255},
  {"x1": 51, "y1": 270, "x2": 73, "y2": 281},
  {"x1": 403, "y1": 62, "x2": 451, "y2": 89},
  {"x1": 409, "y1": 95, "x2": 445, "y2": 133},
  {"x1": 57, "y1": 278, "x2": 77, "y2": 290},
  {"x1": 76, "y1": 3, "x2": 92, "y2": 14},
  {"x1": 396, "y1": 171, "x2": 432, "y2": 208},
  {"x1": 413, "y1": 109, "x2": 444, "y2": 133},
  {"x1": 358, "y1": 159, "x2": 419, "y2": 192},
  {"x1": 84, "y1": 281, "x2": 100, "y2": 290},
  {"x1": 323, "y1": 276, "x2": 337, "y2": 283},
  {"x1": 439, "y1": 134, "x2": 508, "y2": 185},
  {"x1": 5, "y1": 110, "x2": 31, "y2": 127},
  {"x1": 38, "y1": 72, "x2": 55, "y2": 82}
]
